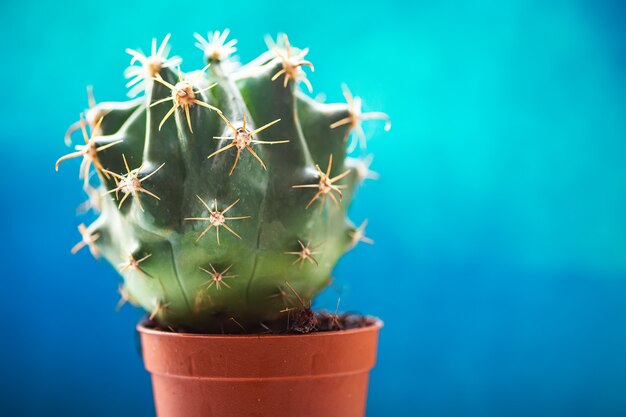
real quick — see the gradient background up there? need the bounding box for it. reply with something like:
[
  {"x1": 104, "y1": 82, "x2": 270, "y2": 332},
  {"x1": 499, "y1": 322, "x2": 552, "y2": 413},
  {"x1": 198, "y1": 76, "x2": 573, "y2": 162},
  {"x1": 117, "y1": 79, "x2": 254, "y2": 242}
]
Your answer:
[{"x1": 1, "y1": 0, "x2": 626, "y2": 416}]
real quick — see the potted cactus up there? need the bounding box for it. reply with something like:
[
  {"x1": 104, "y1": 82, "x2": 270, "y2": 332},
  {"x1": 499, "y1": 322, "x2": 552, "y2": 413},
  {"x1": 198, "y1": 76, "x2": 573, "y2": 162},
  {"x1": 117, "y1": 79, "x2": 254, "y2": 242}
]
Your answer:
[{"x1": 57, "y1": 31, "x2": 391, "y2": 417}]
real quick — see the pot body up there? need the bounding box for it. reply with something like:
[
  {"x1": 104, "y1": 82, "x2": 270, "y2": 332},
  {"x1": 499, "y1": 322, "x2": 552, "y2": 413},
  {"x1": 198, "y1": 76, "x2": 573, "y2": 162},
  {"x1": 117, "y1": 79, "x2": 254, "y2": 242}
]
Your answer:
[{"x1": 137, "y1": 320, "x2": 382, "y2": 417}]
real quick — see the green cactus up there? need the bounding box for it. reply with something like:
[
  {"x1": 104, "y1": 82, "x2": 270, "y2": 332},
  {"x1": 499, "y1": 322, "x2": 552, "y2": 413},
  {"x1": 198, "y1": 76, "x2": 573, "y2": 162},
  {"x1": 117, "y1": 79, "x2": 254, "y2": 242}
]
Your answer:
[{"x1": 57, "y1": 31, "x2": 390, "y2": 332}]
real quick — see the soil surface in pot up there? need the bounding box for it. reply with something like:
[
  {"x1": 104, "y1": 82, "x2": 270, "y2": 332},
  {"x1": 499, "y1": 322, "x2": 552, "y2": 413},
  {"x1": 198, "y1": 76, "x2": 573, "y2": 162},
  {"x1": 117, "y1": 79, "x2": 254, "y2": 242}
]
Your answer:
[{"x1": 144, "y1": 309, "x2": 376, "y2": 335}]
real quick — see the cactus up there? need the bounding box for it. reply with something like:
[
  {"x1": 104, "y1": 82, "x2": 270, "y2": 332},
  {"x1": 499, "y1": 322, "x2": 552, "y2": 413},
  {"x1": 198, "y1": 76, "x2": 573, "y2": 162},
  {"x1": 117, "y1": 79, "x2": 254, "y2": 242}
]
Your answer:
[{"x1": 57, "y1": 31, "x2": 390, "y2": 332}]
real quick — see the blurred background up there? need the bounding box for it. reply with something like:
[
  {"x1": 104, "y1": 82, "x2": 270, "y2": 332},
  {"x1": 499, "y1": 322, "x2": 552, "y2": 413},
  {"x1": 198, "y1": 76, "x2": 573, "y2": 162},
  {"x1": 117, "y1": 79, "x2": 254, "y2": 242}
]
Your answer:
[{"x1": 1, "y1": 0, "x2": 626, "y2": 416}]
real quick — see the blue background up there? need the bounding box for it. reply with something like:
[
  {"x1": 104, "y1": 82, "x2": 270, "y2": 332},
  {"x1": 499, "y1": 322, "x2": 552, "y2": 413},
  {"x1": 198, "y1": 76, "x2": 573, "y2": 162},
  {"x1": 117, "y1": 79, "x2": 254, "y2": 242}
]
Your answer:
[{"x1": 1, "y1": 0, "x2": 626, "y2": 416}]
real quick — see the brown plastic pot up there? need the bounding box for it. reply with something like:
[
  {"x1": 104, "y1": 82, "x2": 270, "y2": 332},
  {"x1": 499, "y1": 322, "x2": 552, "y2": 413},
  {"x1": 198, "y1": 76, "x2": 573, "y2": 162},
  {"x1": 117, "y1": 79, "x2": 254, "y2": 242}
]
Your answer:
[{"x1": 137, "y1": 319, "x2": 382, "y2": 417}]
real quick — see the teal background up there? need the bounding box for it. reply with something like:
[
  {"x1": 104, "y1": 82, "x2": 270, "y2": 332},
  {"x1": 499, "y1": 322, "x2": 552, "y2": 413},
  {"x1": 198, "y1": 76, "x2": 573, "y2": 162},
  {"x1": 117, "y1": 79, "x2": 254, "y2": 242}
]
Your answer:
[{"x1": 1, "y1": 0, "x2": 626, "y2": 416}]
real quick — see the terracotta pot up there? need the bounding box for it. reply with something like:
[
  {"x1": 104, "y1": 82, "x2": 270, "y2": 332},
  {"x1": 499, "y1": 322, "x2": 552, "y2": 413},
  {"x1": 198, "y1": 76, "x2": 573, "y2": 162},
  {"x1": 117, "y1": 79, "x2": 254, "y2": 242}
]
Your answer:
[{"x1": 137, "y1": 319, "x2": 382, "y2": 417}]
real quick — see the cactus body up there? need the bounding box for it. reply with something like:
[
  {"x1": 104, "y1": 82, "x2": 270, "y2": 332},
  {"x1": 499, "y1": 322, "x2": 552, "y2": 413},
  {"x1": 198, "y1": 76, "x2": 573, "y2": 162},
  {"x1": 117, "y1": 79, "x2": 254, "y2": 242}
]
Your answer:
[{"x1": 59, "y1": 33, "x2": 389, "y2": 331}]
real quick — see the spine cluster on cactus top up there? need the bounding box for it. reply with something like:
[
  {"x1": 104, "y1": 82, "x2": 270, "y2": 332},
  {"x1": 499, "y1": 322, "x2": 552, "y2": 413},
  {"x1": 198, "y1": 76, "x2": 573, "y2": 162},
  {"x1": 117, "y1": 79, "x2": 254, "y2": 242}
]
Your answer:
[{"x1": 57, "y1": 31, "x2": 390, "y2": 332}]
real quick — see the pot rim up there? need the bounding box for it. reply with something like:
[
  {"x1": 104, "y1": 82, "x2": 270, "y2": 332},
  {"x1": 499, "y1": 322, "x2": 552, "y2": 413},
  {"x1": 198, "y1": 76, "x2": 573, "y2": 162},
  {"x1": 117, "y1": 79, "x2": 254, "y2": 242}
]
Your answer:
[{"x1": 137, "y1": 316, "x2": 383, "y2": 340}]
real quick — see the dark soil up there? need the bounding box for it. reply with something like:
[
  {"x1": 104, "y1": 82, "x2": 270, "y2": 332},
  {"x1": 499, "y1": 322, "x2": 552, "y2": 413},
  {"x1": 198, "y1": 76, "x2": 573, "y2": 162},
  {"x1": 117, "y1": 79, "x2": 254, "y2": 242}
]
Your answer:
[{"x1": 143, "y1": 309, "x2": 376, "y2": 335}]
